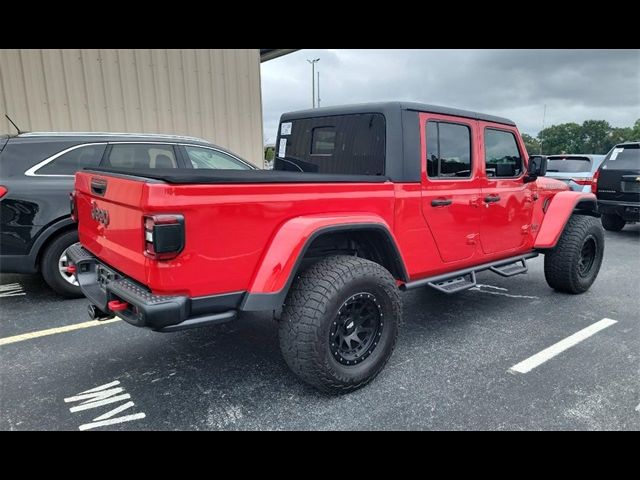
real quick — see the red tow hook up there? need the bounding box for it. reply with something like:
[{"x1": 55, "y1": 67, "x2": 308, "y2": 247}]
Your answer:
[
  {"x1": 108, "y1": 300, "x2": 129, "y2": 312},
  {"x1": 66, "y1": 264, "x2": 77, "y2": 274}
]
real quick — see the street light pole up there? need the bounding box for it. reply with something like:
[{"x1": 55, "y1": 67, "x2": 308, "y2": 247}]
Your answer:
[
  {"x1": 317, "y1": 70, "x2": 321, "y2": 108},
  {"x1": 539, "y1": 104, "x2": 547, "y2": 155},
  {"x1": 307, "y1": 58, "x2": 320, "y2": 108}
]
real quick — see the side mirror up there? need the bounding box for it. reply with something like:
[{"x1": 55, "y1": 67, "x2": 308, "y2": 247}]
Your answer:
[{"x1": 524, "y1": 155, "x2": 547, "y2": 183}]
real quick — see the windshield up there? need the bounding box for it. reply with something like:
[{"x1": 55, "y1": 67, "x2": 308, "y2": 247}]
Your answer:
[
  {"x1": 547, "y1": 157, "x2": 591, "y2": 173},
  {"x1": 602, "y1": 145, "x2": 640, "y2": 171}
]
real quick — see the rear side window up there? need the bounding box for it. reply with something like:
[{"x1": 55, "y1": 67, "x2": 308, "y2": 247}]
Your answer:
[
  {"x1": 547, "y1": 156, "x2": 592, "y2": 173},
  {"x1": 426, "y1": 121, "x2": 472, "y2": 178},
  {"x1": 275, "y1": 113, "x2": 385, "y2": 175},
  {"x1": 185, "y1": 146, "x2": 250, "y2": 170},
  {"x1": 484, "y1": 129, "x2": 523, "y2": 178},
  {"x1": 106, "y1": 144, "x2": 177, "y2": 169},
  {"x1": 35, "y1": 144, "x2": 105, "y2": 175},
  {"x1": 602, "y1": 145, "x2": 640, "y2": 170}
]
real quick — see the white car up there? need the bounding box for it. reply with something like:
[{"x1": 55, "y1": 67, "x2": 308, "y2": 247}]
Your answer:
[{"x1": 545, "y1": 154, "x2": 605, "y2": 193}]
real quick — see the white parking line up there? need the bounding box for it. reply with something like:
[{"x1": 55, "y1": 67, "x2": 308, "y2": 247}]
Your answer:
[
  {"x1": 0, "y1": 283, "x2": 25, "y2": 298},
  {"x1": 0, "y1": 318, "x2": 121, "y2": 346},
  {"x1": 65, "y1": 380, "x2": 146, "y2": 431},
  {"x1": 509, "y1": 318, "x2": 617, "y2": 374}
]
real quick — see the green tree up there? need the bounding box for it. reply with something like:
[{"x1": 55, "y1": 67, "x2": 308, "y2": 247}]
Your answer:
[
  {"x1": 538, "y1": 122, "x2": 582, "y2": 154},
  {"x1": 536, "y1": 118, "x2": 638, "y2": 155},
  {"x1": 521, "y1": 133, "x2": 540, "y2": 155},
  {"x1": 610, "y1": 126, "x2": 633, "y2": 146},
  {"x1": 632, "y1": 119, "x2": 640, "y2": 140},
  {"x1": 264, "y1": 146, "x2": 275, "y2": 161},
  {"x1": 579, "y1": 120, "x2": 613, "y2": 153}
]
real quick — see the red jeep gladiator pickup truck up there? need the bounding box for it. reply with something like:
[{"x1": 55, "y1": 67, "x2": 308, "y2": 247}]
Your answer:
[{"x1": 68, "y1": 102, "x2": 604, "y2": 393}]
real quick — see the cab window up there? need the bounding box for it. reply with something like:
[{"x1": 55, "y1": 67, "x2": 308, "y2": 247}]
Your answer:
[
  {"x1": 426, "y1": 121, "x2": 472, "y2": 178},
  {"x1": 484, "y1": 129, "x2": 523, "y2": 178}
]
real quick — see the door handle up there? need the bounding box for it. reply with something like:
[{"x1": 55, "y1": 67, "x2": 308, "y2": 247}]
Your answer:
[
  {"x1": 431, "y1": 198, "x2": 452, "y2": 207},
  {"x1": 484, "y1": 195, "x2": 501, "y2": 204},
  {"x1": 91, "y1": 178, "x2": 107, "y2": 196}
]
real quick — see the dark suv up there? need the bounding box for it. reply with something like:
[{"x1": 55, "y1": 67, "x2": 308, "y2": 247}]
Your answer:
[
  {"x1": 0, "y1": 132, "x2": 255, "y2": 297},
  {"x1": 594, "y1": 141, "x2": 640, "y2": 231}
]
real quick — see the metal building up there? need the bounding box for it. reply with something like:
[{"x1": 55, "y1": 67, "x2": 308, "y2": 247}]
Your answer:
[{"x1": 0, "y1": 49, "x2": 293, "y2": 166}]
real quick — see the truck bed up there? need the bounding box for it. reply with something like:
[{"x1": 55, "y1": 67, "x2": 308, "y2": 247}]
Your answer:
[{"x1": 74, "y1": 169, "x2": 398, "y2": 299}]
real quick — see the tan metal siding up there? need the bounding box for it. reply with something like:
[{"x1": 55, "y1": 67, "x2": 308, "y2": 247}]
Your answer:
[{"x1": 0, "y1": 49, "x2": 263, "y2": 165}]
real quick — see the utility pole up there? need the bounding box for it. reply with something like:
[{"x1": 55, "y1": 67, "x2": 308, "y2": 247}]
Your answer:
[
  {"x1": 539, "y1": 104, "x2": 547, "y2": 155},
  {"x1": 317, "y1": 71, "x2": 321, "y2": 108},
  {"x1": 307, "y1": 58, "x2": 320, "y2": 108}
]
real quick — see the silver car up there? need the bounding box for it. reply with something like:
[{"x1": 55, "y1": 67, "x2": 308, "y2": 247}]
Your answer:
[{"x1": 545, "y1": 154, "x2": 606, "y2": 193}]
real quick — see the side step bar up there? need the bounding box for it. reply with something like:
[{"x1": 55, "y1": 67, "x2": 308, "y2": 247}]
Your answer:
[
  {"x1": 401, "y1": 253, "x2": 538, "y2": 294},
  {"x1": 490, "y1": 259, "x2": 528, "y2": 277},
  {"x1": 428, "y1": 272, "x2": 476, "y2": 294}
]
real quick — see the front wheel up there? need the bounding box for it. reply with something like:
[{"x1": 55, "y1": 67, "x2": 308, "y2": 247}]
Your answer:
[
  {"x1": 279, "y1": 255, "x2": 401, "y2": 394},
  {"x1": 544, "y1": 215, "x2": 604, "y2": 294}
]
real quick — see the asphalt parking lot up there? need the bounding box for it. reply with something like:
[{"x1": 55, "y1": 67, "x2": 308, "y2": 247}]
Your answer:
[{"x1": 1, "y1": 226, "x2": 639, "y2": 431}]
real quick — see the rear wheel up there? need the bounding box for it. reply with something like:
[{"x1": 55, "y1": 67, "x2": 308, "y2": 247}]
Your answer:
[
  {"x1": 279, "y1": 255, "x2": 401, "y2": 394},
  {"x1": 601, "y1": 213, "x2": 625, "y2": 231},
  {"x1": 544, "y1": 215, "x2": 604, "y2": 294},
  {"x1": 41, "y1": 230, "x2": 83, "y2": 298}
]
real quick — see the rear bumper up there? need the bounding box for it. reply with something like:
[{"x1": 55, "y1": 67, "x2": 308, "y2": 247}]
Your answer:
[
  {"x1": 598, "y1": 200, "x2": 640, "y2": 222},
  {"x1": 66, "y1": 243, "x2": 241, "y2": 332}
]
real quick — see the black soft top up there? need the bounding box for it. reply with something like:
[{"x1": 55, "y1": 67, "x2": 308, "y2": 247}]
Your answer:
[{"x1": 85, "y1": 167, "x2": 390, "y2": 184}]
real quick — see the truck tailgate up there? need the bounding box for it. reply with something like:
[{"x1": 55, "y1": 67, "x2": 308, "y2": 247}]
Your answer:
[{"x1": 75, "y1": 171, "x2": 148, "y2": 285}]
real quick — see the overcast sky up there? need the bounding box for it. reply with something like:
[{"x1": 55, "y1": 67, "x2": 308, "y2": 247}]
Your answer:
[{"x1": 260, "y1": 49, "x2": 640, "y2": 144}]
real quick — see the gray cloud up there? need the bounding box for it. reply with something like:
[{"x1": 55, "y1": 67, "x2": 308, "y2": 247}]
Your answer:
[{"x1": 260, "y1": 49, "x2": 640, "y2": 144}]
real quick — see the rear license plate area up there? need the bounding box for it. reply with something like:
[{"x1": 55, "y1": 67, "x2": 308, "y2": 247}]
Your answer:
[
  {"x1": 621, "y1": 181, "x2": 640, "y2": 193},
  {"x1": 96, "y1": 264, "x2": 120, "y2": 290}
]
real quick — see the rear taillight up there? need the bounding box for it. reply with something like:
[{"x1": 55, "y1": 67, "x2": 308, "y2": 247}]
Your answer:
[
  {"x1": 69, "y1": 192, "x2": 78, "y2": 222},
  {"x1": 572, "y1": 178, "x2": 593, "y2": 186},
  {"x1": 591, "y1": 169, "x2": 600, "y2": 194},
  {"x1": 143, "y1": 214, "x2": 185, "y2": 260},
  {"x1": 0, "y1": 186, "x2": 7, "y2": 199}
]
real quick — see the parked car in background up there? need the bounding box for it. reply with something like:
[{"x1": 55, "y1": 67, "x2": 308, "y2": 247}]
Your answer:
[
  {"x1": 545, "y1": 154, "x2": 605, "y2": 193},
  {"x1": 0, "y1": 132, "x2": 255, "y2": 297},
  {"x1": 593, "y1": 141, "x2": 640, "y2": 231}
]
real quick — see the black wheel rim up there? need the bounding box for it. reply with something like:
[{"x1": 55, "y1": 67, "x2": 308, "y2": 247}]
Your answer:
[
  {"x1": 578, "y1": 236, "x2": 597, "y2": 277},
  {"x1": 329, "y1": 292, "x2": 383, "y2": 365}
]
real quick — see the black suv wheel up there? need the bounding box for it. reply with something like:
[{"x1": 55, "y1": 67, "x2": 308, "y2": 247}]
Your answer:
[
  {"x1": 279, "y1": 255, "x2": 401, "y2": 394},
  {"x1": 601, "y1": 213, "x2": 625, "y2": 232},
  {"x1": 41, "y1": 230, "x2": 83, "y2": 298}
]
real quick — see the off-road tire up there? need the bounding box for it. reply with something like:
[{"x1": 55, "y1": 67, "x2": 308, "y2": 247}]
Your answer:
[
  {"x1": 279, "y1": 255, "x2": 401, "y2": 394},
  {"x1": 601, "y1": 213, "x2": 625, "y2": 232},
  {"x1": 41, "y1": 230, "x2": 83, "y2": 298},
  {"x1": 544, "y1": 215, "x2": 604, "y2": 294}
]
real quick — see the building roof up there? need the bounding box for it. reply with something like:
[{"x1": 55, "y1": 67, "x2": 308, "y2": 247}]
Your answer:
[{"x1": 260, "y1": 49, "x2": 299, "y2": 62}]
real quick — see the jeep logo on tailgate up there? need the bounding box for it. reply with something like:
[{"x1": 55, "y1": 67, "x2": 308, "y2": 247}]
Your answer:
[{"x1": 91, "y1": 201, "x2": 110, "y2": 226}]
